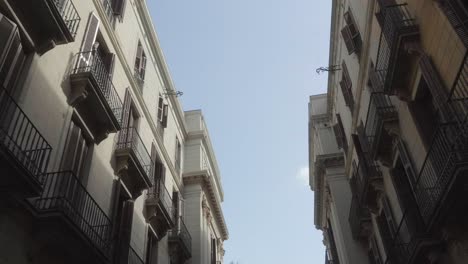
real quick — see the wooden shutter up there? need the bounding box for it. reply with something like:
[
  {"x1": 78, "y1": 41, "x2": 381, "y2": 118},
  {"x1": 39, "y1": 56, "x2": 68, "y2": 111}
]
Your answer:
[
  {"x1": 61, "y1": 120, "x2": 91, "y2": 181},
  {"x1": 340, "y1": 62, "x2": 354, "y2": 111},
  {"x1": 162, "y1": 104, "x2": 168, "y2": 128},
  {"x1": 334, "y1": 114, "x2": 348, "y2": 153},
  {"x1": 0, "y1": 14, "x2": 26, "y2": 93},
  {"x1": 140, "y1": 51, "x2": 147, "y2": 80},
  {"x1": 81, "y1": 13, "x2": 100, "y2": 52},
  {"x1": 150, "y1": 143, "x2": 157, "y2": 187},
  {"x1": 341, "y1": 26, "x2": 356, "y2": 54},
  {"x1": 382, "y1": 197, "x2": 397, "y2": 237},
  {"x1": 116, "y1": 200, "x2": 134, "y2": 264},
  {"x1": 157, "y1": 94, "x2": 164, "y2": 122},
  {"x1": 112, "y1": 0, "x2": 127, "y2": 17},
  {"x1": 121, "y1": 89, "x2": 132, "y2": 128},
  {"x1": 172, "y1": 192, "x2": 179, "y2": 221},
  {"x1": 104, "y1": 53, "x2": 116, "y2": 77},
  {"x1": 135, "y1": 42, "x2": 142, "y2": 72},
  {"x1": 333, "y1": 124, "x2": 344, "y2": 149}
]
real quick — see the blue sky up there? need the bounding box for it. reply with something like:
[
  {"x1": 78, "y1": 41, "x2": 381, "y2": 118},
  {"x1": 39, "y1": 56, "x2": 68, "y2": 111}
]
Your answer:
[{"x1": 148, "y1": 1, "x2": 332, "y2": 263}]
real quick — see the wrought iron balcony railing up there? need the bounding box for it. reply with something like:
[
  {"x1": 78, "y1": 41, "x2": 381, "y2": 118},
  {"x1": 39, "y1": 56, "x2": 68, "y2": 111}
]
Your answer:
[
  {"x1": 71, "y1": 50, "x2": 123, "y2": 125},
  {"x1": 351, "y1": 160, "x2": 383, "y2": 207},
  {"x1": 383, "y1": 203, "x2": 437, "y2": 264},
  {"x1": 438, "y1": 0, "x2": 468, "y2": 46},
  {"x1": 0, "y1": 86, "x2": 52, "y2": 194},
  {"x1": 364, "y1": 78, "x2": 398, "y2": 158},
  {"x1": 152, "y1": 181, "x2": 175, "y2": 224},
  {"x1": 412, "y1": 122, "x2": 468, "y2": 228},
  {"x1": 52, "y1": 0, "x2": 81, "y2": 39},
  {"x1": 348, "y1": 194, "x2": 371, "y2": 240},
  {"x1": 375, "y1": 3, "x2": 419, "y2": 94},
  {"x1": 169, "y1": 216, "x2": 192, "y2": 257},
  {"x1": 35, "y1": 171, "x2": 112, "y2": 258},
  {"x1": 116, "y1": 127, "x2": 152, "y2": 178},
  {"x1": 128, "y1": 245, "x2": 145, "y2": 264}
]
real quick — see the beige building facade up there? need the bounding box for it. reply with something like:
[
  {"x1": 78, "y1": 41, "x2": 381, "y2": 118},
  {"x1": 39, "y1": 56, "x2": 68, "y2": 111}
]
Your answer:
[
  {"x1": 310, "y1": 0, "x2": 468, "y2": 263},
  {"x1": 0, "y1": 0, "x2": 228, "y2": 264}
]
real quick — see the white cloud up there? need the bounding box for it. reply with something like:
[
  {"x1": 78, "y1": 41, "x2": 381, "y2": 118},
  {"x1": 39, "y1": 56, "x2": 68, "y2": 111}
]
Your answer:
[{"x1": 295, "y1": 166, "x2": 309, "y2": 186}]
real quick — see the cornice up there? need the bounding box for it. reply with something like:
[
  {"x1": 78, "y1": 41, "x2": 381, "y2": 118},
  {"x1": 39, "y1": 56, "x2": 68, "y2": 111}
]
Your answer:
[
  {"x1": 183, "y1": 171, "x2": 229, "y2": 240},
  {"x1": 313, "y1": 152, "x2": 344, "y2": 229},
  {"x1": 92, "y1": 0, "x2": 183, "y2": 190}
]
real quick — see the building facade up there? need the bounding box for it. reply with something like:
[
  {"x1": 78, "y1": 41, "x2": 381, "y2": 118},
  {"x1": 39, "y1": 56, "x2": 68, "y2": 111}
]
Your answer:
[
  {"x1": 0, "y1": 0, "x2": 228, "y2": 264},
  {"x1": 310, "y1": 0, "x2": 468, "y2": 263}
]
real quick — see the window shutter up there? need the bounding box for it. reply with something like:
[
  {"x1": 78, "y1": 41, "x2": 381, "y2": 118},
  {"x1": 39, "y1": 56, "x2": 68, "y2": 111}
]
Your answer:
[
  {"x1": 81, "y1": 13, "x2": 100, "y2": 52},
  {"x1": 121, "y1": 89, "x2": 132, "y2": 128},
  {"x1": 333, "y1": 124, "x2": 344, "y2": 149},
  {"x1": 340, "y1": 62, "x2": 354, "y2": 111},
  {"x1": 382, "y1": 197, "x2": 397, "y2": 238},
  {"x1": 116, "y1": 200, "x2": 134, "y2": 263},
  {"x1": 104, "y1": 53, "x2": 116, "y2": 77},
  {"x1": 341, "y1": 26, "x2": 356, "y2": 54},
  {"x1": 157, "y1": 95, "x2": 164, "y2": 122},
  {"x1": 0, "y1": 15, "x2": 26, "y2": 93},
  {"x1": 162, "y1": 104, "x2": 168, "y2": 128},
  {"x1": 150, "y1": 143, "x2": 157, "y2": 187},
  {"x1": 140, "y1": 52, "x2": 147, "y2": 80}
]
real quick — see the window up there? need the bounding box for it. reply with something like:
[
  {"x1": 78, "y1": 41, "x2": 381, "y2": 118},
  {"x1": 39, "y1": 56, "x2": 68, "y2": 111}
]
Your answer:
[
  {"x1": 172, "y1": 191, "x2": 179, "y2": 221},
  {"x1": 0, "y1": 13, "x2": 28, "y2": 95},
  {"x1": 111, "y1": 0, "x2": 127, "y2": 20},
  {"x1": 341, "y1": 8, "x2": 362, "y2": 55},
  {"x1": 175, "y1": 137, "x2": 182, "y2": 173},
  {"x1": 211, "y1": 238, "x2": 217, "y2": 264},
  {"x1": 61, "y1": 119, "x2": 93, "y2": 182},
  {"x1": 376, "y1": 197, "x2": 397, "y2": 256},
  {"x1": 110, "y1": 181, "x2": 134, "y2": 260},
  {"x1": 157, "y1": 94, "x2": 168, "y2": 128},
  {"x1": 333, "y1": 114, "x2": 348, "y2": 153},
  {"x1": 145, "y1": 231, "x2": 158, "y2": 264},
  {"x1": 134, "y1": 41, "x2": 146, "y2": 88},
  {"x1": 340, "y1": 61, "x2": 354, "y2": 112}
]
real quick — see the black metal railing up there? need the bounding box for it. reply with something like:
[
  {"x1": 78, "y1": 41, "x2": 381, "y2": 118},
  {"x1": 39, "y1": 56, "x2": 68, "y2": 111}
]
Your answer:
[
  {"x1": 384, "y1": 203, "x2": 429, "y2": 264},
  {"x1": 157, "y1": 182, "x2": 174, "y2": 223},
  {"x1": 71, "y1": 51, "x2": 123, "y2": 124},
  {"x1": 0, "y1": 86, "x2": 52, "y2": 181},
  {"x1": 35, "y1": 171, "x2": 112, "y2": 258},
  {"x1": 51, "y1": 0, "x2": 81, "y2": 38},
  {"x1": 449, "y1": 52, "x2": 468, "y2": 125},
  {"x1": 169, "y1": 216, "x2": 192, "y2": 256},
  {"x1": 412, "y1": 122, "x2": 468, "y2": 227},
  {"x1": 375, "y1": 3, "x2": 419, "y2": 94},
  {"x1": 352, "y1": 161, "x2": 383, "y2": 205},
  {"x1": 116, "y1": 127, "x2": 152, "y2": 177},
  {"x1": 348, "y1": 194, "x2": 371, "y2": 240},
  {"x1": 364, "y1": 87, "x2": 397, "y2": 158},
  {"x1": 128, "y1": 245, "x2": 145, "y2": 264},
  {"x1": 438, "y1": 0, "x2": 468, "y2": 46}
]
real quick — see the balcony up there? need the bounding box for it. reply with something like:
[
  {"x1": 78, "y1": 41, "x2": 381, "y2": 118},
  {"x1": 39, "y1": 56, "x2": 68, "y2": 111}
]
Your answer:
[
  {"x1": 351, "y1": 159, "x2": 383, "y2": 213},
  {"x1": 6, "y1": 0, "x2": 81, "y2": 53},
  {"x1": 128, "y1": 246, "x2": 144, "y2": 264},
  {"x1": 375, "y1": 3, "x2": 419, "y2": 96},
  {"x1": 144, "y1": 182, "x2": 175, "y2": 239},
  {"x1": 34, "y1": 171, "x2": 112, "y2": 263},
  {"x1": 412, "y1": 122, "x2": 468, "y2": 230},
  {"x1": 365, "y1": 70, "x2": 398, "y2": 162},
  {"x1": 0, "y1": 86, "x2": 52, "y2": 197},
  {"x1": 69, "y1": 51, "x2": 123, "y2": 143},
  {"x1": 438, "y1": 0, "x2": 468, "y2": 46},
  {"x1": 383, "y1": 204, "x2": 441, "y2": 264},
  {"x1": 169, "y1": 217, "x2": 192, "y2": 261},
  {"x1": 115, "y1": 127, "x2": 152, "y2": 198},
  {"x1": 348, "y1": 195, "x2": 371, "y2": 241}
]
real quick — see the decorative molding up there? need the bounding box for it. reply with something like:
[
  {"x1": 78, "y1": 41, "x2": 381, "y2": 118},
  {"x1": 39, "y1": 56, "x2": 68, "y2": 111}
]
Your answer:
[{"x1": 184, "y1": 172, "x2": 229, "y2": 240}]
